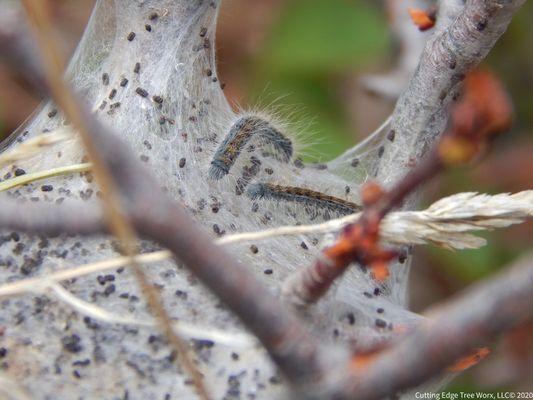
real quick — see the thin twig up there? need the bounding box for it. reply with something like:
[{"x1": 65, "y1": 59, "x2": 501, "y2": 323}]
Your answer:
[
  {"x1": 0, "y1": 128, "x2": 75, "y2": 169},
  {"x1": 0, "y1": 250, "x2": 170, "y2": 298},
  {"x1": 0, "y1": 163, "x2": 91, "y2": 191},
  {"x1": 48, "y1": 283, "x2": 255, "y2": 348}
]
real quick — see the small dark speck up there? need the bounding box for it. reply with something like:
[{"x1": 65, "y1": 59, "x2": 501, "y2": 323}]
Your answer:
[
  {"x1": 48, "y1": 109, "x2": 57, "y2": 118},
  {"x1": 220, "y1": 82, "x2": 226, "y2": 90},
  {"x1": 363, "y1": 292, "x2": 372, "y2": 298},
  {"x1": 148, "y1": 12, "x2": 158, "y2": 20},
  {"x1": 145, "y1": 24, "x2": 152, "y2": 32},
  {"x1": 41, "y1": 185, "x2": 53, "y2": 192},
  {"x1": 152, "y1": 95, "x2": 163, "y2": 104},
  {"x1": 300, "y1": 241, "x2": 308, "y2": 250},
  {"x1": 377, "y1": 308, "x2": 384, "y2": 314},
  {"x1": 476, "y1": 20, "x2": 487, "y2": 31},
  {"x1": 179, "y1": 158, "x2": 186, "y2": 168},
  {"x1": 199, "y1": 27, "x2": 207, "y2": 37},
  {"x1": 387, "y1": 130, "x2": 396, "y2": 142},
  {"x1": 175, "y1": 289, "x2": 188, "y2": 300},
  {"x1": 72, "y1": 359, "x2": 90, "y2": 367},
  {"x1": 140, "y1": 155, "x2": 149, "y2": 162},
  {"x1": 345, "y1": 313, "x2": 355, "y2": 325},
  {"x1": 134, "y1": 62, "x2": 141, "y2": 74},
  {"x1": 265, "y1": 168, "x2": 273, "y2": 175},
  {"x1": 127, "y1": 32, "x2": 136, "y2": 41},
  {"x1": 102, "y1": 73, "x2": 109, "y2": 86},
  {"x1": 136, "y1": 87, "x2": 148, "y2": 97},
  {"x1": 120, "y1": 78, "x2": 128, "y2": 87},
  {"x1": 104, "y1": 284, "x2": 116, "y2": 296},
  {"x1": 231, "y1": 352, "x2": 239, "y2": 361},
  {"x1": 14, "y1": 168, "x2": 26, "y2": 177},
  {"x1": 263, "y1": 269, "x2": 273, "y2": 275},
  {"x1": 378, "y1": 146, "x2": 385, "y2": 157},
  {"x1": 205, "y1": 69, "x2": 212, "y2": 77},
  {"x1": 373, "y1": 287, "x2": 381, "y2": 296},
  {"x1": 0, "y1": 348, "x2": 7, "y2": 358},
  {"x1": 250, "y1": 245, "x2": 258, "y2": 254},
  {"x1": 375, "y1": 318, "x2": 387, "y2": 328},
  {"x1": 108, "y1": 89, "x2": 117, "y2": 100},
  {"x1": 61, "y1": 334, "x2": 82, "y2": 353},
  {"x1": 398, "y1": 250, "x2": 407, "y2": 264},
  {"x1": 350, "y1": 158, "x2": 359, "y2": 168},
  {"x1": 294, "y1": 158, "x2": 304, "y2": 169}
]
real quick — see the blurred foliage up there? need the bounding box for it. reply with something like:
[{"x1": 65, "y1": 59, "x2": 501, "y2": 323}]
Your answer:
[
  {"x1": 248, "y1": 0, "x2": 388, "y2": 160},
  {"x1": 260, "y1": 0, "x2": 387, "y2": 73},
  {"x1": 488, "y1": 1, "x2": 533, "y2": 132}
]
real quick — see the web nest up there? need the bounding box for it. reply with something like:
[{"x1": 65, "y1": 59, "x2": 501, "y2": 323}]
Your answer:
[{"x1": 0, "y1": 1, "x2": 433, "y2": 398}]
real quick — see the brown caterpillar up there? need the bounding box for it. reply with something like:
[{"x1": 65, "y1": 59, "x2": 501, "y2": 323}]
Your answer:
[
  {"x1": 247, "y1": 183, "x2": 361, "y2": 216},
  {"x1": 209, "y1": 115, "x2": 293, "y2": 179}
]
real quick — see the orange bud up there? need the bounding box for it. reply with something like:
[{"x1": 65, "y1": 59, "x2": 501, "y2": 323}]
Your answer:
[
  {"x1": 438, "y1": 136, "x2": 479, "y2": 165},
  {"x1": 371, "y1": 261, "x2": 390, "y2": 282},
  {"x1": 448, "y1": 347, "x2": 490, "y2": 372},
  {"x1": 350, "y1": 351, "x2": 380, "y2": 371},
  {"x1": 361, "y1": 181, "x2": 385, "y2": 206},
  {"x1": 408, "y1": 8, "x2": 436, "y2": 31},
  {"x1": 450, "y1": 69, "x2": 513, "y2": 141}
]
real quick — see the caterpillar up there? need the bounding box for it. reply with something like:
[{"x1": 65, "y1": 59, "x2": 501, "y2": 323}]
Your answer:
[
  {"x1": 247, "y1": 182, "x2": 361, "y2": 217},
  {"x1": 209, "y1": 115, "x2": 293, "y2": 179}
]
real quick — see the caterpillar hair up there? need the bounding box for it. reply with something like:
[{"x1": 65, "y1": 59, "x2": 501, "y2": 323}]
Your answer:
[{"x1": 209, "y1": 115, "x2": 293, "y2": 179}]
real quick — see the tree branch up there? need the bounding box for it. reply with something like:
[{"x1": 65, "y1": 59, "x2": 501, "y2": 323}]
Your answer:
[
  {"x1": 0, "y1": 198, "x2": 104, "y2": 236},
  {"x1": 378, "y1": 0, "x2": 525, "y2": 188},
  {"x1": 349, "y1": 254, "x2": 533, "y2": 400}
]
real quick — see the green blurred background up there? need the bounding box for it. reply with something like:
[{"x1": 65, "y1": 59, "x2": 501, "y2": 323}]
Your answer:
[{"x1": 0, "y1": 0, "x2": 531, "y2": 393}]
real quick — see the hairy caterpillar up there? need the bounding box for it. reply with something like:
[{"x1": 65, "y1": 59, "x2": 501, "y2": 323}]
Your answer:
[
  {"x1": 209, "y1": 115, "x2": 293, "y2": 179},
  {"x1": 247, "y1": 182, "x2": 362, "y2": 217}
]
